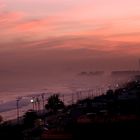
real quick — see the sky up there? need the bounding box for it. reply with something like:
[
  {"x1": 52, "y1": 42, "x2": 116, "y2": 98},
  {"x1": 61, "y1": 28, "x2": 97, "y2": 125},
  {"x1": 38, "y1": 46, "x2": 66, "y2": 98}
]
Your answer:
[{"x1": 0, "y1": 0, "x2": 140, "y2": 92}]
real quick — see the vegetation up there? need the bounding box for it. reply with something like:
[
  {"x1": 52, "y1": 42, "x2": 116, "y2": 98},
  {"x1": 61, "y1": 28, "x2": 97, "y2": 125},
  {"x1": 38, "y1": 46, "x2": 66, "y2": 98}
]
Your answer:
[
  {"x1": 45, "y1": 94, "x2": 65, "y2": 112},
  {"x1": 0, "y1": 115, "x2": 3, "y2": 124},
  {"x1": 23, "y1": 110, "x2": 39, "y2": 128},
  {"x1": 0, "y1": 79, "x2": 140, "y2": 139}
]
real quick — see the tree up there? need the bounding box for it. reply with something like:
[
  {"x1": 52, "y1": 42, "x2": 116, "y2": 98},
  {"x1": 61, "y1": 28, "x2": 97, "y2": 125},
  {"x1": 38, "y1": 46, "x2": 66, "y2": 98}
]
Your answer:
[
  {"x1": 23, "y1": 110, "x2": 38, "y2": 128},
  {"x1": 0, "y1": 115, "x2": 3, "y2": 124},
  {"x1": 45, "y1": 94, "x2": 64, "y2": 112}
]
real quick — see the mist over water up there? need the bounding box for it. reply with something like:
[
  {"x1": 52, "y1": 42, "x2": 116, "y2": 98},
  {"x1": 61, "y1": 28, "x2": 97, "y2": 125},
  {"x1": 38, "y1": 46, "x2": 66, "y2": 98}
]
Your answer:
[
  {"x1": 0, "y1": 47, "x2": 139, "y2": 120},
  {"x1": 0, "y1": 70, "x2": 130, "y2": 101},
  {"x1": 0, "y1": 69, "x2": 131, "y2": 120}
]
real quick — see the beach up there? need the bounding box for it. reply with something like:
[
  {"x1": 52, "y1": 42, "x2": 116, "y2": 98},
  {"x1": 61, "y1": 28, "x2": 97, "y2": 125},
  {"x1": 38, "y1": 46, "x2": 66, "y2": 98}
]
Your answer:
[{"x1": 0, "y1": 73, "x2": 129, "y2": 120}]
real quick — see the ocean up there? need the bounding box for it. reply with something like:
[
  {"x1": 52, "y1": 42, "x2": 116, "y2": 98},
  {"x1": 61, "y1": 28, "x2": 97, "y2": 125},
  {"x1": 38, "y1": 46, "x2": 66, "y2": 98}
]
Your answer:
[{"x1": 0, "y1": 73, "x2": 129, "y2": 121}]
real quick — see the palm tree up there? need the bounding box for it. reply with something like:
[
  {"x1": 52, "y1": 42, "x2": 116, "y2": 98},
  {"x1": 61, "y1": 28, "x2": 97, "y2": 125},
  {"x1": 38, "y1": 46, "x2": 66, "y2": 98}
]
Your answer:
[{"x1": 45, "y1": 94, "x2": 64, "y2": 112}]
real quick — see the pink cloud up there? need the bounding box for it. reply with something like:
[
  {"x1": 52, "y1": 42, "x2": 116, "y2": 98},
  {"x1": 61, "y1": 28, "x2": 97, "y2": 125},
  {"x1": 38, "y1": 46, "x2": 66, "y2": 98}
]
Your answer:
[
  {"x1": 106, "y1": 32, "x2": 140, "y2": 43},
  {"x1": 0, "y1": 11, "x2": 24, "y2": 26},
  {"x1": 0, "y1": 2, "x2": 6, "y2": 9},
  {"x1": 0, "y1": 11, "x2": 59, "y2": 42},
  {"x1": 0, "y1": 0, "x2": 140, "y2": 55},
  {"x1": 15, "y1": 19, "x2": 48, "y2": 31}
]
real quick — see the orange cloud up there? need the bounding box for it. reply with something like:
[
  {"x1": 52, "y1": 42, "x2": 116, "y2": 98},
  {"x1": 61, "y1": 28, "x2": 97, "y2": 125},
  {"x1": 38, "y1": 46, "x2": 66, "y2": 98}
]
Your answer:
[
  {"x1": 14, "y1": 19, "x2": 48, "y2": 33},
  {"x1": 0, "y1": 12, "x2": 59, "y2": 42},
  {"x1": 106, "y1": 32, "x2": 140, "y2": 42},
  {"x1": 0, "y1": 1, "x2": 140, "y2": 54},
  {"x1": 0, "y1": 12, "x2": 24, "y2": 24},
  {"x1": 0, "y1": 12, "x2": 25, "y2": 42}
]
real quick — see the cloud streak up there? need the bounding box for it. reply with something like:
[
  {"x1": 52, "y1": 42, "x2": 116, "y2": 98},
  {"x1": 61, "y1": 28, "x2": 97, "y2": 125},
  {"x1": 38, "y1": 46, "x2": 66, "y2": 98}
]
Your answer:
[{"x1": 0, "y1": 1, "x2": 140, "y2": 55}]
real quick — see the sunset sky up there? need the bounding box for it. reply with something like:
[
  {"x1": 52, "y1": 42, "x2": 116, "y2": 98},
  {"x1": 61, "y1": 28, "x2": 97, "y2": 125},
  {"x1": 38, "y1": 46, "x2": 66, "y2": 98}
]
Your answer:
[
  {"x1": 0, "y1": 0, "x2": 140, "y2": 48},
  {"x1": 0, "y1": 0, "x2": 140, "y2": 91}
]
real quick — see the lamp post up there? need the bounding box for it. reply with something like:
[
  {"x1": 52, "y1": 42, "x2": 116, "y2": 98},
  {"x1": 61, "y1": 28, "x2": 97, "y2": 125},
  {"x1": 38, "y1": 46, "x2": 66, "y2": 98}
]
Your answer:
[
  {"x1": 16, "y1": 97, "x2": 22, "y2": 123},
  {"x1": 30, "y1": 98, "x2": 35, "y2": 110},
  {"x1": 72, "y1": 93, "x2": 74, "y2": 105},
  {"x1": 41, "y1": 93, "x2": 45, "y2": 110},
  {"x1": 36, "y1": 97, "x2": 40, "y2": 111}
]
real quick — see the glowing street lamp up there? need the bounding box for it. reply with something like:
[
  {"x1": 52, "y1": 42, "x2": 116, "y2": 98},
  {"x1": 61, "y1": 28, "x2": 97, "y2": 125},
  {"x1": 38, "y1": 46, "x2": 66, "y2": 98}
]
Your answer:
[
  {"x1": 30, "y1": 99, "x2": 34, "y2": 103},
  {"x1": 30, "y1": 98, "x2": 35, "y2": 110}
]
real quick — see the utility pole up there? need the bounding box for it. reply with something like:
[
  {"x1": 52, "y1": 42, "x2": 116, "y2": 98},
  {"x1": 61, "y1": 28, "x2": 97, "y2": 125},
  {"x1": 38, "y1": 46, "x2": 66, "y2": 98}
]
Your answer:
[
  {"x1": 76, "y1": 92, "x2": 79, "y2": 101},
  {"x1": 36, "y1": 97, "x2": 40, "y2": 111},
  {"x1": 62, "y1": 94, "x2": 65, "y2": 103},
  {"x1": 88, "y1": 89, "x2": 90, "y2": 98},
  {"x1": 72, "y1": 93, "x2": 74, "y2": 105},
  {"x1": 34, "y1": 98, "x2": 37, "y2": 111},
  {"x1": 41, "y1": 93, "x2": 45, "y2": 110},
  {"x1": 16, "y1": 97, "x2": 22, "y2": 123},
  {"x1": 79, "y1": 91, "x2": 82, "y2": 100}
]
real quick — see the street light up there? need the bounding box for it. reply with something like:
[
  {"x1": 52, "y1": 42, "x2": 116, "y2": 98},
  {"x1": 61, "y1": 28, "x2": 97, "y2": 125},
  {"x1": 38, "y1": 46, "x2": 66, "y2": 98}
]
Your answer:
[
  {"x1": 16, "y1": 97, "x2": 22, "y2": 123},
  {"x1": 30, "y1": 99, "x2": 34, "y2": 103},
  {"x1": 36, "y1": 97, "x2": 40, "y2": 111},
  {"x1": 30, "y1": 98, "x2": 35, "y2": 110},
  {"x1": 41, "y1": 93, "x2": 45, "y2": 110}
]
